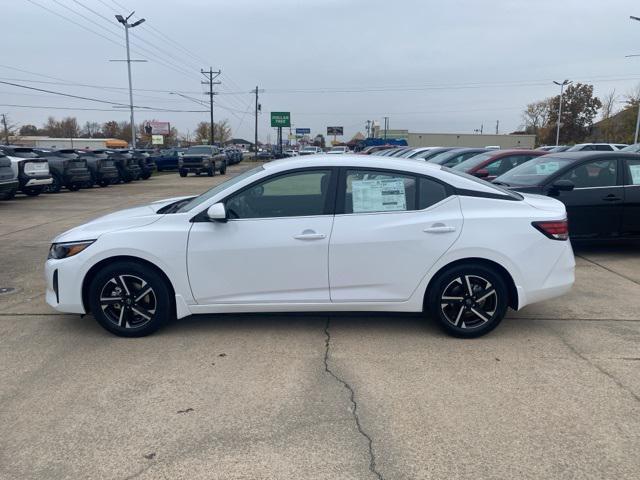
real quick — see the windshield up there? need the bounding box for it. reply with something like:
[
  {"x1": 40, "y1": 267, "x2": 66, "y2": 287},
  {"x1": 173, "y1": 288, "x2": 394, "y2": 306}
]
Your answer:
[
  {"x1": 302, "y1": 147, "x2": 317, "y2": 152},
  {"x1": 427, "y1": 150, "x2": 467, "y2": 165},
  {"x1": 452, "y1": 152, "x2": 495, "y2": 171},
  {"x1": 176, "y1": 166, "x2": 264, "y2": 213},
  {"x1": 621, "y1": 143, "x2": 640, "y2": 152},
  {"x1": 493, "y1": 156, "x2": 574, "y2": 186},
  {"x1": 186, "y1": 146, "x2": 215, "y2": 154}
]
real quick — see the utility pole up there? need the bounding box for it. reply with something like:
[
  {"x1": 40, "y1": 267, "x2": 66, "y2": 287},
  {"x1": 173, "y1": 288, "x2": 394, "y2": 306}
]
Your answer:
[
  {"x1": 365, "y1": 120, "x2": 371, "y2": 139},
  {"x1": 253, "y1": 86, "x2": 263, "y2": 157},
  {"x1": 201, "y1": 68, "x2": 221, "y2": 145},
  {"x1": 383, "y1": 116, "x2": 389, "y2": 140},
  {"x1": 114, "y1": 13, "x2": 146, "y2": 149},
  {"x1": 1, "y1": 114, "x2": 9, "y2": 145},
  {"x1": 553, "y1": 79, "x2": 572, "y2": 146}
]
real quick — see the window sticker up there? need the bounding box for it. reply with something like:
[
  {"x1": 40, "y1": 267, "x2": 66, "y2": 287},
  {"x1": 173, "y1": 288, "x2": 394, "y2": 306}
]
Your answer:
[
  {"x1": 535, "y1": 161, "x2": 561, "y2": 175},
  {"x1": 629, "y1": 164, "x2": 640, "y2": 185},
  {"x1": 352, "y1": 179, "x2": 407, "y2": 213}
]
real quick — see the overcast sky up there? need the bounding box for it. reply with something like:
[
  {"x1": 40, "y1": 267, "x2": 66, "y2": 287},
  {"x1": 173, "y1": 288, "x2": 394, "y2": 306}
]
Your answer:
[{"x1": 3, "y1": 0, "x2": 640, "y2": 143}]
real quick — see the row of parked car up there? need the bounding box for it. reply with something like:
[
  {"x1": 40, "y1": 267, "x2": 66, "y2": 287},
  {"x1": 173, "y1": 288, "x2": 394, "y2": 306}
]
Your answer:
[
  {"x1": 0, "y1": 146, "x2": 157, "y2": 199},
  {"x1": 153, "y1": 146, "x2": 244, "y2": 175},
  {"x1": 353, "y1": 142, "x2": 640, "y2": 240}
]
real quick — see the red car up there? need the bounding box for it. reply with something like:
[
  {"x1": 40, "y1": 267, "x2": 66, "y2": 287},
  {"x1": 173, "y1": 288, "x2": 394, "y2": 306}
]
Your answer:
[{"x1": 451, "y1": 149, "x2": 545, "y2": 180}]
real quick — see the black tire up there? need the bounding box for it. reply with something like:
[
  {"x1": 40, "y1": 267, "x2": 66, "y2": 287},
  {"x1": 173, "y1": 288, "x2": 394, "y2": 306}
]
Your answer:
[
  {"x1": 427, "y1": 263, "x2": 508, "y2": 338},
  {"x1": 67, "y1": 183, "x2": 81, "y2": 191},
  {"x1": 23, "y1": 186, "x2": 44, "y2": 196},
  {"x1": 88, "y1": 261, "x2": 173, "y2": 337},
  {"x1": 141, "y1": 170, "x2": 151, "y2": 180},
  {"x1": 206, "y1": 165, "x2": 214, "y2": 177},
  {"x1": 46, "y1": 174, "x2": 63, "y2": 194},
  {"x1": 0, "y1": 188, "x2": 16, "y2": 200},
  {"x1": 98, "y1": 179, "x2": 110, "y2": 187},
  {"x1": 219, "y1": 160, "x2": 227, "y2": 175},
  {"x1": 179, "y1": 169, "x2": 188, "y2": 178}
]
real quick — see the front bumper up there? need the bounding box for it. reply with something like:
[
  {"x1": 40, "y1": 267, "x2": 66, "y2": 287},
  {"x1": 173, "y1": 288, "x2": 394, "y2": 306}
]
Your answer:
[
  {"x1": 0, "y1": 179, "x2": 19, "y2": 193},
  {"x1": 45, "y1": 257, "x2": 86, "y2": 315},
  {"x1": 65, "y1": 171, "x2": 92, "y2": 184}
]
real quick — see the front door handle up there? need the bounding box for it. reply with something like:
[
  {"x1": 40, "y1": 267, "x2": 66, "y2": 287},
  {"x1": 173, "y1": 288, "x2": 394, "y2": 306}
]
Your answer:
[
  {"x1": 423, "y1": 224, "x2": 456, "y2": 234},
  {"x1": 293, "y1": 230, "x2": 326, "y2": 240},
  {"x1": 602, "y1": 194, "x2": 622, "y2": 202}
]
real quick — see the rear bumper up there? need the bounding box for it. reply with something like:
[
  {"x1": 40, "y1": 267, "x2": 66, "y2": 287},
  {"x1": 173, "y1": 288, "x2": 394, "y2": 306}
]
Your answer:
[
  {"x1": 65, "y1": 172, "x2": 92, "y2": 184},
  {"x1": 19, "y1": 174, "x2": 53, "y2": 187},
  {"x1": 516, "y1": 241, "x2": 575, "y2": 309}
]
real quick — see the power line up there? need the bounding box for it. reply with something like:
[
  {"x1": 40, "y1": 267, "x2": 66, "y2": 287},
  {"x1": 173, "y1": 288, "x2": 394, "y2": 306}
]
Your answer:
[{"x1": 0, "y1": 103, "x2": 207, "y2": 113}]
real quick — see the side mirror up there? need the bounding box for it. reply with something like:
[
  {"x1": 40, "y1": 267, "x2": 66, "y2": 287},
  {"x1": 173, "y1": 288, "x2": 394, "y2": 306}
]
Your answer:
[
  {"x1": 206, "y1": 203, "x2": 227, "y2": 222},
  {"x1": 550, "y1": 179, "x2": 575, "y2": 193},
  {"x1": 475, "y1": 169, "x2": 490, "y2": 178}
]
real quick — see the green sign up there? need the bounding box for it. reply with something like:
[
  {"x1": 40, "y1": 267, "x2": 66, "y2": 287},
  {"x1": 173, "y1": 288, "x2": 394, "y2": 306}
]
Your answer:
[{"x1": 270, "y1": 111, "x2": 291, "y2": 128}]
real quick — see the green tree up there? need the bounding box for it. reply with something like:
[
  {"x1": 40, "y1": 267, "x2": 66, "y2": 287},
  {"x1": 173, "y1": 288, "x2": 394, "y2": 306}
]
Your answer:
[
  {"x1": 543, "y1": 83, "x2": 602, "y2": 145},
  {"x1": 19, "y1": 124, "x2": 39, "y2": 136}
]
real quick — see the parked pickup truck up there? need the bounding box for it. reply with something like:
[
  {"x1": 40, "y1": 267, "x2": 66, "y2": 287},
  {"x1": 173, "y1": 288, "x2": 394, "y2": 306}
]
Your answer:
[
  {"x1": 33, "y1": 148, "x2": 93, "y2": 192},
  {"x1": 0, "y1": 152, "x2": 19, "y2": 200},
  {"x1": 75, "y1": 149, "x2": 120, "y2": 187},
  {"x1": 0, "y1": 145, "x2": 52, "y2": 197},
  {"x1": 179, "y1": 145, "x2": 227, "y2": 177}
]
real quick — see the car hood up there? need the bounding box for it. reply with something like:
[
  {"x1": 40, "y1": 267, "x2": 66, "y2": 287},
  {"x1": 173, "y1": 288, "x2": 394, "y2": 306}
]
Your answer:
[{"x1": 51, "y1": 196, "x2": 191, "y2": 243}]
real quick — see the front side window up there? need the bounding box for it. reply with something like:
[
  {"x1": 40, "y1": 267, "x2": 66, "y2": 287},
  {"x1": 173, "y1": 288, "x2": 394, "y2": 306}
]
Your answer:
[
  {"x1": 345, "y1": 170, "x2": 416, "y2": 213},
  {"x1": 226, "y1": 170, "x2": 332, "y2": 219},
  {"x1": 558, "y1": 160, "x2": 618, "y2": 188}
]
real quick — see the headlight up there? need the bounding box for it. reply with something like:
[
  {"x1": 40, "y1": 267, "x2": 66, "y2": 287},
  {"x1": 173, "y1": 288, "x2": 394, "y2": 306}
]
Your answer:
[
  {"x1": 24, "y1": 161, "x2": 50, "y2": 175},
  {"x1": 48, "y1": 240, "x2": 95, "y2": 260}
]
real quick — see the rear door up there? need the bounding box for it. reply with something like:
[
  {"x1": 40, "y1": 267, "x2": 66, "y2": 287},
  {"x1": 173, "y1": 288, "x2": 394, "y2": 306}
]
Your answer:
[
  {"x1": 551, "y1": 158, "x2": 623, "y2": 238},
  {"x1": 328, "y1": 168, "x2": 462, "y2": 302},
  {"x1": 621, "y1": 158, "x2": 640, "y2": 236}
]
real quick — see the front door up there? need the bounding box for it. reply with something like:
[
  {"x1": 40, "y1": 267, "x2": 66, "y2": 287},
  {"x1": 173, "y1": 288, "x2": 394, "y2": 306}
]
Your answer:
[
  {"x1": 329, "y1": 169, "x2": 462, "y2": 302},
  {"x1": 552, "y1": 158, "x2": 623, "y2": 238},
  {"x1": 622, "y1": 158, "x2": 640, "y2": 236},
  {"x1": 187, "y1": 169, "x2": 336, "y2": 304}
]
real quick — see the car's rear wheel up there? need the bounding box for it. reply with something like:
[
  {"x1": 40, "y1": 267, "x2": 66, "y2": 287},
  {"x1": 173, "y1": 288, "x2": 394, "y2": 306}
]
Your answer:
[
  {"x1": 67, "y1": 183, "x2": 81, "y2": 191},
  {"x1": 88, "y1": 261, "x2": 172, "y2": 337},
  {"x1": 428, "y1": 263, "x2": 508, "y2": 338},
  {"x1": 23, "y1": 185, "x2": 44, "y2": 196},
  {"x1": 219, "y1": 161, "x2": 227, "y2": 175}
]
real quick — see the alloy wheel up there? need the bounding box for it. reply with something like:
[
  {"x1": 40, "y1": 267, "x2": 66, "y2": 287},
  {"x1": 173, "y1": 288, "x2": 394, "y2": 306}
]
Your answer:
[
  {"x1": 440, "y1": 275, "x2": 498, "y2": 329},
  {"x1": 99, "y1": 274, "x2": 157, "y2": 329}
]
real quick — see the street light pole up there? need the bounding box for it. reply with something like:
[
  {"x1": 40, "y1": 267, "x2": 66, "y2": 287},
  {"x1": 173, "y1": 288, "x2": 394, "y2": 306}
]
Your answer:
[
  {"x1": 115, "y1": 13, "x2": 145, "y2": 149},
  {"x1": 630, "y1": 16, "x2": 640, "y2": 143},
  {"x1": 553, "y1": 79, "x2": 572, "y2": 146}
]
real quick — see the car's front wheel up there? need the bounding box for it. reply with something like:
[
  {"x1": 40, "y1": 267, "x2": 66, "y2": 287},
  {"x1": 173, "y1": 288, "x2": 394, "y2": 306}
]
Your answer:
[
  {"x1": 427, "y1": 263, "x2": 508, "y2": 338},
  {"x1": 88, "y1": 261, "x2": 173, "y2": 337}
]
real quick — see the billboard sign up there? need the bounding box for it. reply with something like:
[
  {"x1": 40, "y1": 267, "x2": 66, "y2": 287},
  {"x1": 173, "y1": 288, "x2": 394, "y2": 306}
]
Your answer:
[
  {"x1": 270, "y1": 112, "x2": 291, "y2": 128},
  {"x1": 327, "y1": 126, "x2": 344, "y2": 136},
  {"x1": 145, "y1": 121, "x2": 171, "y2": 135},
  {"x1": 295, "y1": 127, "x2": 311, "y2": 135},
  {"x1": 151, "y1": 135, "x2": 164, "y2": 145}
]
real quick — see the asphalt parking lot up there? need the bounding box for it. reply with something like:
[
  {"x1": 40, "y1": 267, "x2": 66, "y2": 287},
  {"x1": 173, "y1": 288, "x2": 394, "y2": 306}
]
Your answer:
[{"x1": 1, "y1": 164, "x2": 639, "y2": 480}]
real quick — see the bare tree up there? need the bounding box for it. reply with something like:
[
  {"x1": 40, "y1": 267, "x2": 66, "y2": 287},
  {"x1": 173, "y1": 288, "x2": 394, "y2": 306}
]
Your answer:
[{"x1": 600, "y1": 89, "x2": 618, "y2": 141}]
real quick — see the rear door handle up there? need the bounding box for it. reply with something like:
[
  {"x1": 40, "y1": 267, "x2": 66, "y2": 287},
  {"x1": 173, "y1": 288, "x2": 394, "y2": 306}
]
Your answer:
[
  {"x1": 423, "y1": 224, "x2": 456, "y2": 234},
  {"x1": 293, "y1": 230, "x2": 326, "y2": 240},
  {"x1": 602, "y1": 194, "x2": 622, "y2": 202}
]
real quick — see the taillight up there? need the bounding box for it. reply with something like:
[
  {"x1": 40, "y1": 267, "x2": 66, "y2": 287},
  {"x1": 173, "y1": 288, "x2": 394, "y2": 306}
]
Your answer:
[{"x1": 532, "y1": 220, "x2": 569, "y2": 241}]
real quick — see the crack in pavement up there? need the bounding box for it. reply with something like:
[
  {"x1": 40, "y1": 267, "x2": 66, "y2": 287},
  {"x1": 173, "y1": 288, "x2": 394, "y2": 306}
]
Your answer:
[
  {"x1": 576, "y1": 254, "x2": 640, "y2": 286},
  {"x1": 323, "y1": 318, "x2": 385, "y2": 480},
  {"x1": 551, "y1": 326, "x2": 640, "y2": 403}
]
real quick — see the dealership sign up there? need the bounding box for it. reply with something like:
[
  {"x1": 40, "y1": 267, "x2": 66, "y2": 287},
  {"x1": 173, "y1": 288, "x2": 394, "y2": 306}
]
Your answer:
[
  {"x1": 327, "y1": 126, "x2": 343, "y2": 136},
  {"x1": 270, "y1": 112, "x2": 291, "y2": 128}
]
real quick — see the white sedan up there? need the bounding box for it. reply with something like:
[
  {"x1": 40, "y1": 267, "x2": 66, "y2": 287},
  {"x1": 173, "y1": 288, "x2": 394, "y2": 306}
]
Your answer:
[{"x1": 45, "y1": 155, "x2": 575, "y2": 338}]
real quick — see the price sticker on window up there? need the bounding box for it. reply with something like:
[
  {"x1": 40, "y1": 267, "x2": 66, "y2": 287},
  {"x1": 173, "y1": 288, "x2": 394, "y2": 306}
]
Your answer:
[
  {"x1": 352, "y1": 179, "x2": 407, "y2": 213},
  {"x1": 630, "y1": 164, "x2": 640, "y2": 185}
]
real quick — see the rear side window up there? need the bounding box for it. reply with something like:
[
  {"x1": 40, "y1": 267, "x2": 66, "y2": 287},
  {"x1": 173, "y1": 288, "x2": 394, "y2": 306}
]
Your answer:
[
  {"x1": 559, "y1": 159, "x2": 618, "y2": 188},
  {"x1": 345, "y1": 170, "x2": 415, "y2": 213},
  {"x1": 595, "y1": 145, "x2": 613, "y2": 151},
  {"x1": 419, "y1": 178, "x2": 448, "y2": 209},
  {"x1": 625, "y1": 159, "x2": 640, "y2": 185}
]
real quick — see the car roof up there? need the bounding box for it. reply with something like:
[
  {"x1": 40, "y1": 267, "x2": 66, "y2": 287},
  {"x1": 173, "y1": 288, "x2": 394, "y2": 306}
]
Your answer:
[{"x1": 539, "y1": 151, "x2": 640, "y2": 161}]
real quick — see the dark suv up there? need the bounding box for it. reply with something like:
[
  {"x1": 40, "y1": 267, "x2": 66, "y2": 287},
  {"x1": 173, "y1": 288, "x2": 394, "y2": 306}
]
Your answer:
[
  {"x1": 0, "y1": 146, "x2": 53, "y2": 196},
  {"x1": 0, "y1": 152, "x2": 19, "y2": 200},
  {"x1": 33, "y1": 149, "x2": 93, "y2": 192},
  {"x1": 129, "y1": 149, "x2": 156, "y2": 180},
  {"x1": 75, "y1": 149, "x2": 120, "y2": 187},
  {"x1": 93, "y1": 149, "x2": 141, "y2": 183},
  {"x1": 179, "y1": 145, "x2": 227, "y2": 177}
]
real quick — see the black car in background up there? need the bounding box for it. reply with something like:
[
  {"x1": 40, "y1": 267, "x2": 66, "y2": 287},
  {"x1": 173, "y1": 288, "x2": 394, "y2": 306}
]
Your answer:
[
  {"x1": 75, "y1": 149, "x2": 119, "y2": 187},
  {"x1": 32, "y1": 148, "x2": 93, "y2": 192},
  {"x1": 129, "y1": 150, "x2": 156, "y2": 180},
  {"x1": 92, "y1": 149, "x2": 141, "y2": 183},
  {"x1": 493, "y1": 152, "x2": 640, "y2": 239}
]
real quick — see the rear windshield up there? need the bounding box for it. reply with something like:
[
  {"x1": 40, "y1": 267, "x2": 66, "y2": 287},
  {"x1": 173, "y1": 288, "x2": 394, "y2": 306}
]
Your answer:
[
  {"x1": 494, "y1": 156, "x2": 574, "y2": 186},
  {"x1": 451, "y1": 152, "x2": 495, "y2": 170}
]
